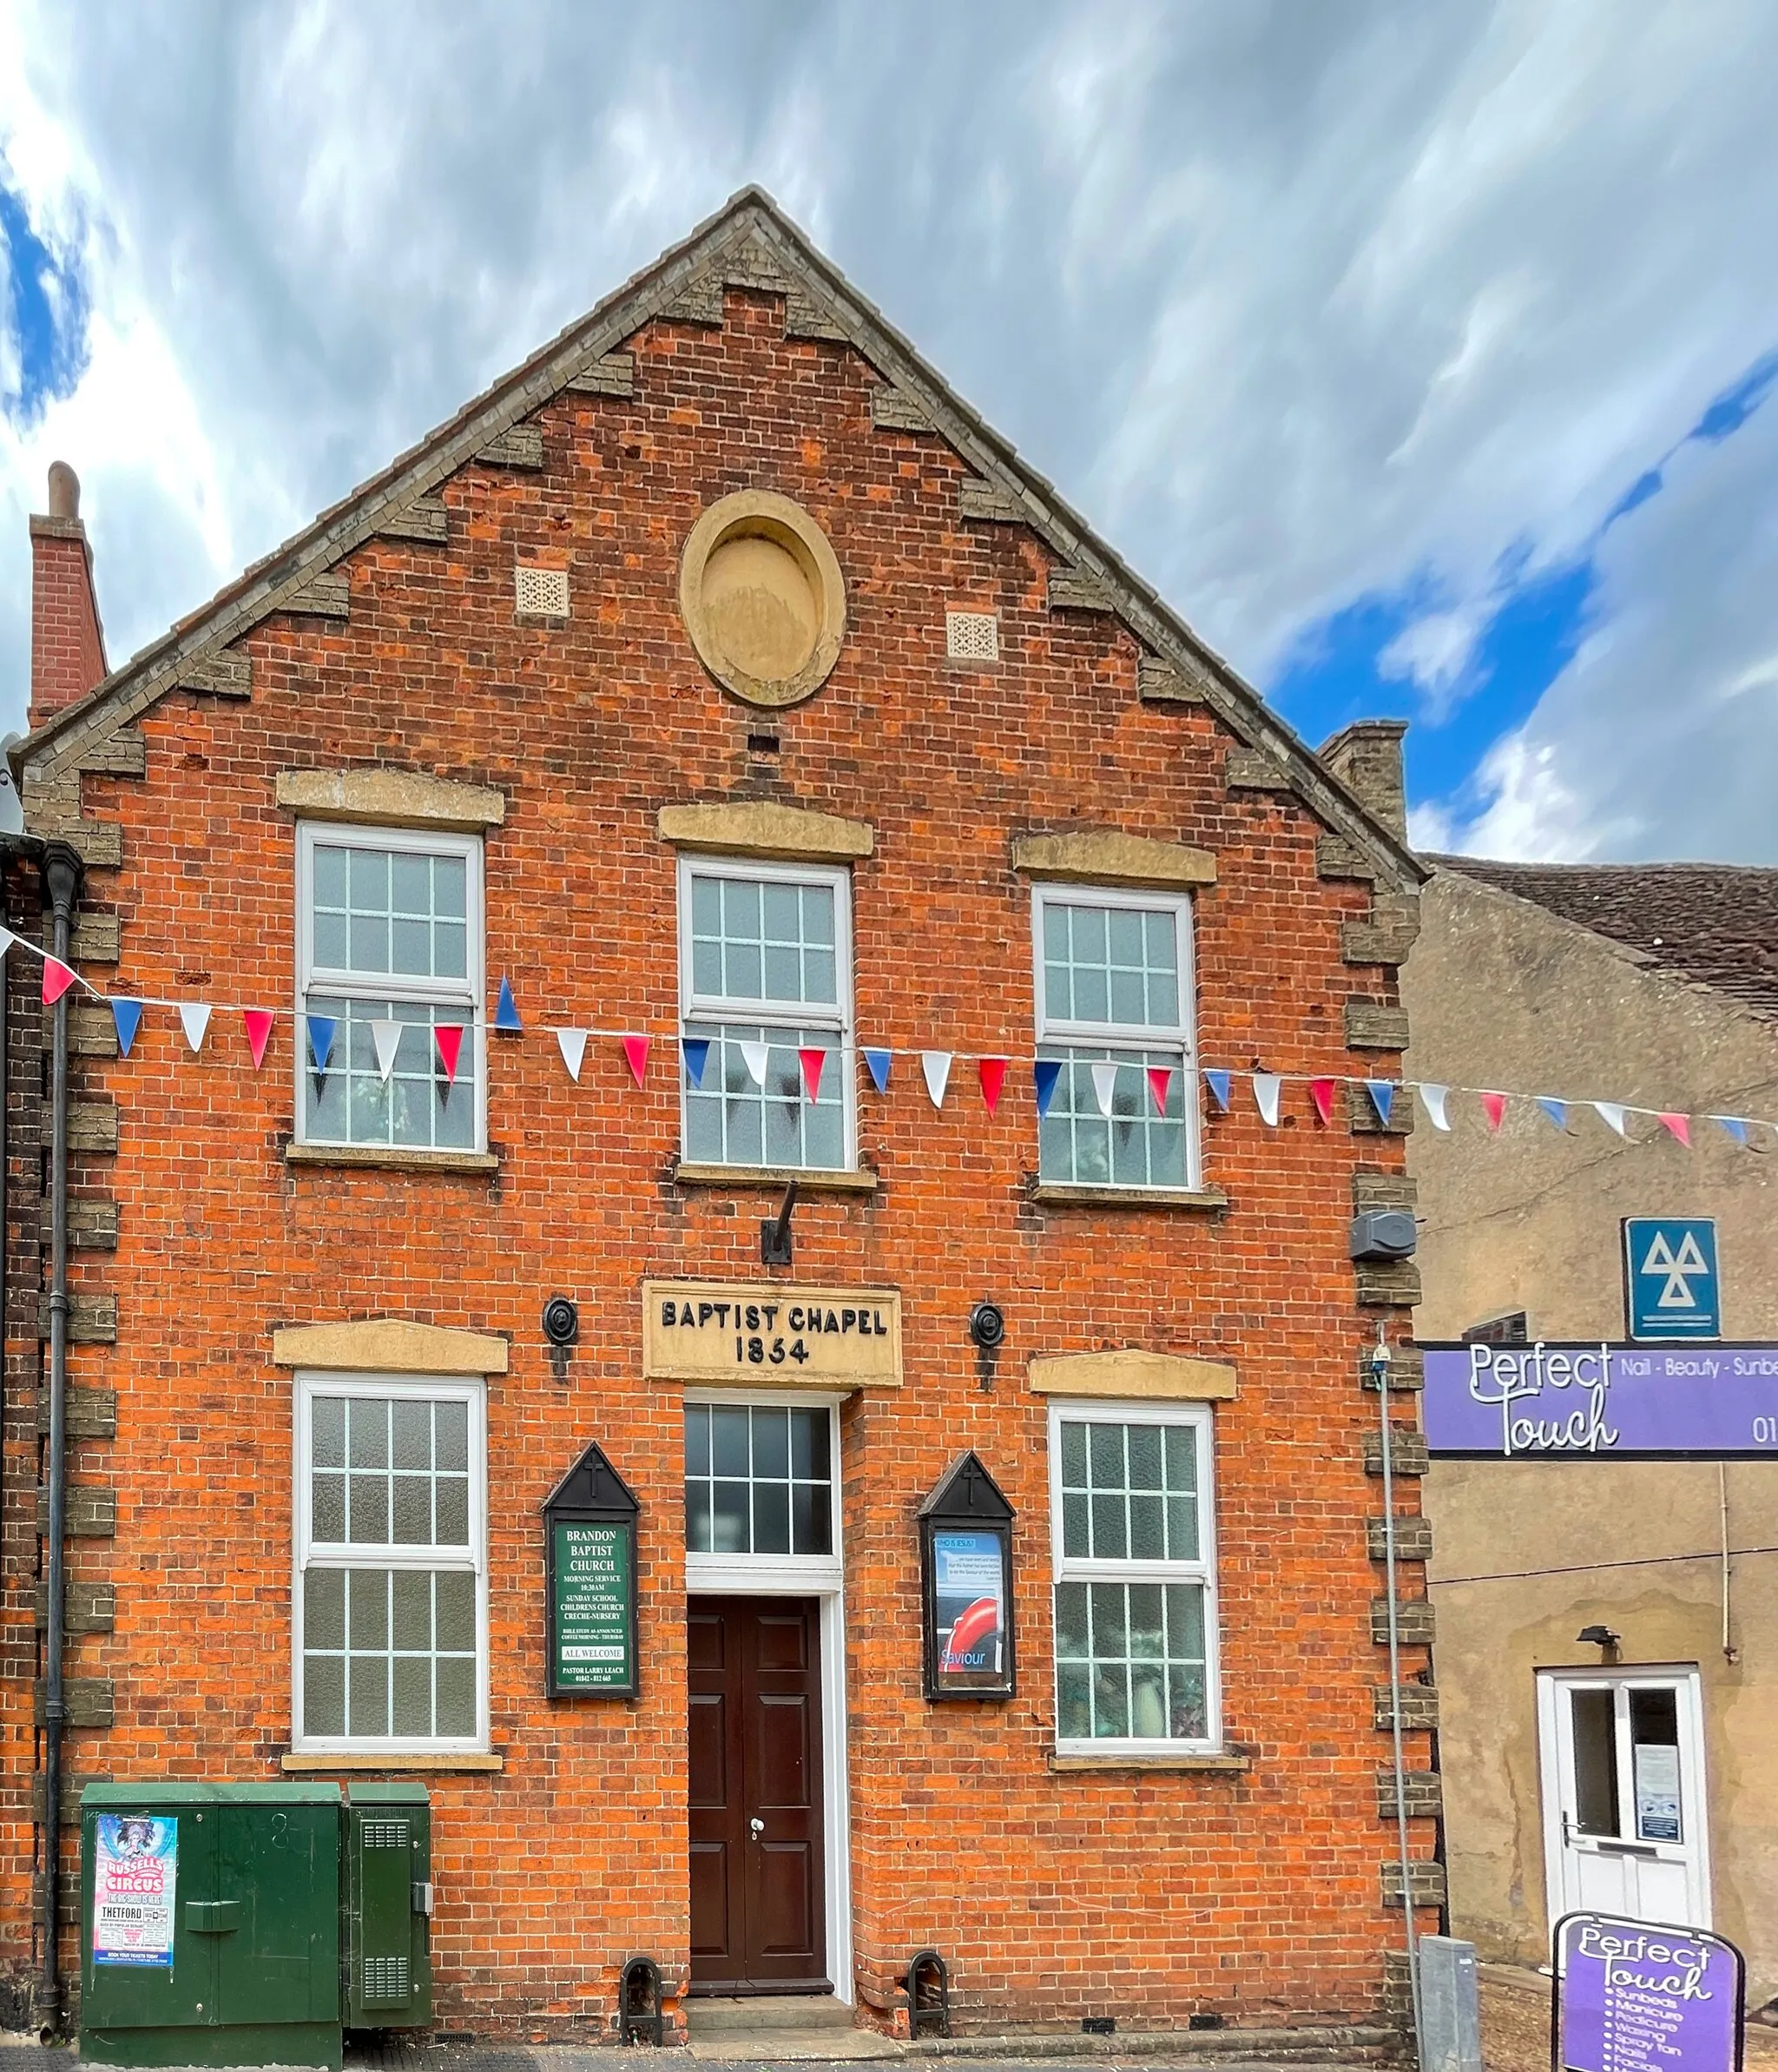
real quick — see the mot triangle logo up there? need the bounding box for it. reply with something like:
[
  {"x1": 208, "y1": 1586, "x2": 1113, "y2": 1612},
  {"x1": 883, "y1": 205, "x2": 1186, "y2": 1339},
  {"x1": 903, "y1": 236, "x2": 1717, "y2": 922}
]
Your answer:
[{"x1": 1641, "y1": 1229, "x2": 1712, "y2": 1310}]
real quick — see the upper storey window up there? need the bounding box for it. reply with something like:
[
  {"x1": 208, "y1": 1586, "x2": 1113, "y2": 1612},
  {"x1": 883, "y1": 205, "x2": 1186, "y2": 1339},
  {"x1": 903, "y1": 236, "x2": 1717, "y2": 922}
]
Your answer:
[
  {"x1": 679, "y1": 857, "x2": 853, "y2": 1171},
  {"x1": 298, "y1": 824, "x2": 484, "y2": 1152},
  {"x1": 1034, "y1": 886, "x2": 1199, "y2": 1191}
]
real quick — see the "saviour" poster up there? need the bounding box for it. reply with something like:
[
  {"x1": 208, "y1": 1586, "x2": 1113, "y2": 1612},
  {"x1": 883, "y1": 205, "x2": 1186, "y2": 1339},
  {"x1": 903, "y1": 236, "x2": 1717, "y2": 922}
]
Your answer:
[{"x1": 93, "y1": 1813, "x2": 178, "y2": 1967}]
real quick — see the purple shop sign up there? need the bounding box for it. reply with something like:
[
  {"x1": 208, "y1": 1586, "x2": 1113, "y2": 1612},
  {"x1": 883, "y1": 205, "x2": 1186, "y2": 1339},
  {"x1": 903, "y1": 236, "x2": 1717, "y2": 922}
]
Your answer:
[
  {"x1": 1422, "y1": 1343, "x2": 1778, "y2": 1459},
  {"x1": 1553, "y1": 1913, "x2": 1742, "y2": 2072}
]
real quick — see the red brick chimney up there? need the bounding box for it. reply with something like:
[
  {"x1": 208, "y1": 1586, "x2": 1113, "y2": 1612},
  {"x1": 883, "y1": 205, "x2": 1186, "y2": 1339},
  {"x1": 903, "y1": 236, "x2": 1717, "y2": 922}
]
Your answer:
[{"x1": 30, "y1": 461, "x2": 109, "y2": 729}]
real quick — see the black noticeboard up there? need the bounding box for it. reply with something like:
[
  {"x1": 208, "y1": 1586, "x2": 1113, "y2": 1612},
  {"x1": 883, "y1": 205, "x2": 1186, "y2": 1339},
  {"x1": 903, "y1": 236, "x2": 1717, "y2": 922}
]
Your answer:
[
  {"x1": 543, "y1": 1442, "x2": 641, "y2": 1699},
  {"x1": 918, "y1": 1451, "x2": 1017, "y2": 1701}
]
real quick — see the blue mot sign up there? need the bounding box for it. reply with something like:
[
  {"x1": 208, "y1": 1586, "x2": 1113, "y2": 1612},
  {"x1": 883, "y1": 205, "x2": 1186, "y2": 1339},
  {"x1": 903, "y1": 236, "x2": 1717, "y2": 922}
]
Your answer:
[{"x1": 1624, "y1": 1218, "x2": 1721, "y2": 1342}]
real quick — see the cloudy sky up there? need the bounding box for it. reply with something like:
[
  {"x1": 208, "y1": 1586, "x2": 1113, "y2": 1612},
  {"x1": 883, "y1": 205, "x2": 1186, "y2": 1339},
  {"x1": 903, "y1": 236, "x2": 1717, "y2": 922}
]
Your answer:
[{"x1": 2, "y1": 0, "x2": 1775, "y2": 861}]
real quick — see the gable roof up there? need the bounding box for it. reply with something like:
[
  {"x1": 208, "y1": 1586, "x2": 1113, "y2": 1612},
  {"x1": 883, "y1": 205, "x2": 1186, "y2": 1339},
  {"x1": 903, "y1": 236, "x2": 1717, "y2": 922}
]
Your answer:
[
  {"x1": 1434, "y1": 855, "x2": 1778, "y2": 1020},
  {"x1": 16, "y1": 187, "x2": 1421, "y2": 890}
]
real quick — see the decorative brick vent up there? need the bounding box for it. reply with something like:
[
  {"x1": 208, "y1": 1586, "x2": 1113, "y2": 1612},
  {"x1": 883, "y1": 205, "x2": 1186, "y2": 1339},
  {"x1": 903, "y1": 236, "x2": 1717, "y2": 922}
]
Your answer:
[
  {"x1": 945, "y1": 610, "x2": 998, "y2": 663},
  {"x1": 515, "y1": 565, "x2": 570, "y2": 619}
]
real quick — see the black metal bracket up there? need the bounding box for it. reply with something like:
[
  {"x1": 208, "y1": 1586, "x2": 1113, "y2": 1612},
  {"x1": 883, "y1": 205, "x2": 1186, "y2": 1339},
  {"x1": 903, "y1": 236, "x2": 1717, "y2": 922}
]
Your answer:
[{"x1": 761, "y1": 1179, "x2": 798, "y2": 1266}]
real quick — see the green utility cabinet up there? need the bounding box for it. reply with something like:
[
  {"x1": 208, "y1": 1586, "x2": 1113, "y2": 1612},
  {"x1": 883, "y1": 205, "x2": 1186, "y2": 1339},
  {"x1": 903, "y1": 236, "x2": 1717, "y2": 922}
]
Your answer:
[
  {"x1": 343, "y1": 1783, "x2": 431, "y2": 2029},
  {"x1": 80, "y1": 1781, "x2": 435, "y2": 2069},
  {"x1": 80, "y1": 1783, "x2": 345, "y2": 2069}
]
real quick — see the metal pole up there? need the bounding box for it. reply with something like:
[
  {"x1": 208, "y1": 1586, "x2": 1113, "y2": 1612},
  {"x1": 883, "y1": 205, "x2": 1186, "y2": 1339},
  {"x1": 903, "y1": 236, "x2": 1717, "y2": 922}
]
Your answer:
[
  {"x1": 1376, "y1": 1327, "x2": 1425, "y2": 2060},
  {"x1": 38, "y1": 839, "x2": 82, "y2": 2030}
]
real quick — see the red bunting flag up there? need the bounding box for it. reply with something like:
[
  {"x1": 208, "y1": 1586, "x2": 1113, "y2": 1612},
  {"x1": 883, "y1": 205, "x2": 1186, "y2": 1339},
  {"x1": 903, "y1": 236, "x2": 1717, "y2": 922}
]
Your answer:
[
  {"x1": 1147, "y1": 1066, "x2": 1173, "y2": 1116},
  {"x1": 799, "y1": 1047, "x2": 826, "y2": 1101},
  {"x1": 979, "y1": 1057, "x2": 1009, "y2": 1114},
  {"x1": 622, "y1": 1035, "x2": 650, "y2": 1087},
  {"x1": 244, "y1": 1010, "x2": 273, "y2": 1069},
  {"x1": 1481, "y1": 1091, "x2": 1508, "y2": 1132},
  {"x1": 435, "y1": 1025, "x2": 465, "y2": 1083},
  {"x1": 1309, "y1": 1077, "x2": 1336, "y2": 1125},
  {"x1": 1657, "y1": 1112, "x2": 1692, "y2": 1146},
  {"x1": 42, "y1": 958, "x2": 76, "y2": 1006}
]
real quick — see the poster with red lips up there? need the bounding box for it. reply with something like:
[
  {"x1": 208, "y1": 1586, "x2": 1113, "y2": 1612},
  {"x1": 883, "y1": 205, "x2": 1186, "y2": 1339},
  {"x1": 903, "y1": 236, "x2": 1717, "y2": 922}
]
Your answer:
[{"x1": 932, "y1": 1528, "x2": 1007, "y2": 1691}]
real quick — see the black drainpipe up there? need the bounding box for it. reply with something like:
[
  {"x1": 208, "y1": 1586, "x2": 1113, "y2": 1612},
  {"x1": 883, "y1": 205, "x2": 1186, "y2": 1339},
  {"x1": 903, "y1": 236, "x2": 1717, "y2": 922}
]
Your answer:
[{"x1": 38, "y1": 838, "x2": 82, "y2": 2030}]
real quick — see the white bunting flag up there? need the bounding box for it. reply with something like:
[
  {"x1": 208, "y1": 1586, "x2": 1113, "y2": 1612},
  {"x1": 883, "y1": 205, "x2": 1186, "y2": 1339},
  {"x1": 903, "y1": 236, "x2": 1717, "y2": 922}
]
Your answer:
[
  {"x1": 0, "y1": 928, "x2": 15, "y2": 962},
  {"x1": 921, "y1": 1051, "x2": 953, "y2": 1107},
  {"x1": 1091, "y1": 1061, "x2": 1120, "y2": 1118},
  {"x1": 371, "y1": 1018, "x2": 403, "y2": 1082},
  {"x1": 180, "y1": 1004, "x2": 212, "y2": 1053},
  {"x1": 1253, "y1": 1073, "x2": 1282, "y2": 1126},
  {"x1": 556, "y1": 1029, "x2": 589, "y2": 1084},
  {"x1": 1418, "y1": 1083, "x2": 1452, "y2": 1132},
  {"x1": 740, "y1": 1039, "x2": 771, "y2": 1087},
  {"x1": 1593, "y1": 1101, "x2": 1630, "y2": 1138}
]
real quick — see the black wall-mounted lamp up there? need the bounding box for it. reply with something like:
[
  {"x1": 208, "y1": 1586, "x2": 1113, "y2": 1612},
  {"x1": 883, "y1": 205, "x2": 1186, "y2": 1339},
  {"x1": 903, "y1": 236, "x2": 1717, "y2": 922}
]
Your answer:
[
  {"x1": 1577, "y1": 1624, "x2": 1622, "y2": 1651},
  {"x1": 761, "y1": 1179, "x2": 798, "y2": 1266},
  {"x1": 543, "y1": 1295, "x2": 579, "y2": 1382}
]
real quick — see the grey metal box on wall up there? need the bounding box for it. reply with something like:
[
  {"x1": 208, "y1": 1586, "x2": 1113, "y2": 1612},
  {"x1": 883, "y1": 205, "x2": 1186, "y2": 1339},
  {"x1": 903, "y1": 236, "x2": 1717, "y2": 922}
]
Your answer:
[{"x1": 1417, "y1": 1935, "x2": 1482, "y2": 2072}]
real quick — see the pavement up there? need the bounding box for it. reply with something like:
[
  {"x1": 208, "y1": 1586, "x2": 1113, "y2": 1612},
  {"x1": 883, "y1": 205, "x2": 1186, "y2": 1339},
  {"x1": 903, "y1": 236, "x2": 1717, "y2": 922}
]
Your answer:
[{"x1": 0, "y1": 2037, "x2": 1399, "y2": 2072}]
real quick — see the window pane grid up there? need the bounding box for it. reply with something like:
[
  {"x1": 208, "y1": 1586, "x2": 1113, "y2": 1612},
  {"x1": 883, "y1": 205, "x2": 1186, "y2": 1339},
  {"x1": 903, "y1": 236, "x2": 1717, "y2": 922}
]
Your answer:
[
  {"x1": 300, "y1": 1384, "x2": 481, "y2": 1750},
  {"x1": 311, "y1": 1394, "x2": 471, "y2": 1550},
  {"x1": 688, "y1": 873, "x2": 839, "y2": 1012},
  {"x1": 302, "y1": 833, "x2": 478, "y2": 1152},
  {"x1": 1038, "y1": 1046, "x2": 1189, "y2": 1191},
  {"x1": 1055, "y1": 1581, "x2": 1208, "y2": 1742},
  {"x1": 311, "y1": 842, "x2": 469, "y2": 982},
  {"x1": 684, "y1": 1403, "x2": 833, "y2": 1556},
  {"x1": 1042, "y1": 899, "x2": 1181, "y2": 1034},
  {"x1": 1054, "y1": 1415, "x2": 1213, "y2": 1747},
  {"x1": 301, "y1": 996, "x2": 477, "y2": 1151},
  {"x1": 682, "y1": 1023, "x2": 846, "y2": 1172},
  {"x1": 301, "y1": 1566, "x2": 477, "y2": 1740}
]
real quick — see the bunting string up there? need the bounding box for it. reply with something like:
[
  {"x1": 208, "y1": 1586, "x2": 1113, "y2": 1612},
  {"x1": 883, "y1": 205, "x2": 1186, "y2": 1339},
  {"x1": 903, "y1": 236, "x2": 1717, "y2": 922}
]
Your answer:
[{"x1": 4, "y1": 925, "x2": 1775, "y2": 1151}]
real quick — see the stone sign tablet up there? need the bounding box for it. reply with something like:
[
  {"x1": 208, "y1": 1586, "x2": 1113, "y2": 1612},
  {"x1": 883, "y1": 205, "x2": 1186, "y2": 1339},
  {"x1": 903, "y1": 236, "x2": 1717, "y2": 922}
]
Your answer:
[{"x1": 643, "y1": 1281, "x2": 901, "y2": 1389}]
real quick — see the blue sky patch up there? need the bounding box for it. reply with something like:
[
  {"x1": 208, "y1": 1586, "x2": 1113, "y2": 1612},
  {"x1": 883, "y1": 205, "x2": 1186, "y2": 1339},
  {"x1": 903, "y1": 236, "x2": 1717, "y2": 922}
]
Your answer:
[
  {"x1": 0, "y1": 175, "x2": 90, "y2": 426},
  {"x1": 1270, "y1": 342, "x2": 1778, "y2": 834}
]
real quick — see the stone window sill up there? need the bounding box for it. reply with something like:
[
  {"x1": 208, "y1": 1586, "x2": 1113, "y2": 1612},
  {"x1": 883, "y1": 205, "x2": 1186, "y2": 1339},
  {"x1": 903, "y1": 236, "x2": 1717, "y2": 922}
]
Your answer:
[
  {"x1": 674, "y1": 1162, "x2": 879, "y2": 1195},
  {"x1": 1048, "y1": 1750, "x2": 1250, "y2": 1773},
  {"x1": 281, "y1": 1750, "x2": 504, "y2": 1773},
  {"x1": 1031, "y1": 1183, "x2": 1228, "y2": 1212},
  {"x1": 286, "y1": 1143, "x2": 499, "y2": 1176}
]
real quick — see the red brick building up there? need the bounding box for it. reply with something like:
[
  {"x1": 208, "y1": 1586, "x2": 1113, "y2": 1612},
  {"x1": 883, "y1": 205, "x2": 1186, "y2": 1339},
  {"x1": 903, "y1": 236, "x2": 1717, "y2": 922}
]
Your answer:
[{"x1": 3, "y1": 191, "x2": 1436, "y2": 2041}]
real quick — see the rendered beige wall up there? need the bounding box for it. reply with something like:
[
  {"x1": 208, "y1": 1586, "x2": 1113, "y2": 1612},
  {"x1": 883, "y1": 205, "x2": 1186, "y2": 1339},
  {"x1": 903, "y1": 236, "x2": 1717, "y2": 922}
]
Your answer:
[{"x1": 1403, "y1": 868, "x2": 1778, "y2": 2003}]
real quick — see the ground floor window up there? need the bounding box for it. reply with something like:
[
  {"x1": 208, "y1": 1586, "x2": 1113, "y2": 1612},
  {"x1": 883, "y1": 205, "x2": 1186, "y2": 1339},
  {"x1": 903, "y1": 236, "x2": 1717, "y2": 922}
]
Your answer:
[
  {"x1": 293, "y1": 1373, "x2": 487, "y2": 1753},
  {"x1": 1048, "y1": 1399, "x2": 1219, "y2": 1751}
]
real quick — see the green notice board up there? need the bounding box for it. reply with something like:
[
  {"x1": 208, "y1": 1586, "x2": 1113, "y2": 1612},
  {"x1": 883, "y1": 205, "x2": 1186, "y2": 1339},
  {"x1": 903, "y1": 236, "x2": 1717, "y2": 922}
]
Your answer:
[{"x1": 550, "y1": 1518, "x2": 635, "y2": 1695}]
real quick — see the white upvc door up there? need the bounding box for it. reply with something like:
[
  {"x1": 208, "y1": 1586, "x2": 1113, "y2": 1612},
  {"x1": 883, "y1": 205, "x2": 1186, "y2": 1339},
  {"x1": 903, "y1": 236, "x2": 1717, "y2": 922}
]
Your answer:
[{"x1": 1537, "y1": 1668, "x2": 1711, "y2": 1932}]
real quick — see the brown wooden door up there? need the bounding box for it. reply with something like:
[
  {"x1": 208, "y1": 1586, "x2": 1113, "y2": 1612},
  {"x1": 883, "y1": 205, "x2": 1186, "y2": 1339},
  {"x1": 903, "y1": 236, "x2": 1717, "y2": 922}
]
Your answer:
[{"x1": 688, "y1": 1596, "x2": 826, "y2": 1991}]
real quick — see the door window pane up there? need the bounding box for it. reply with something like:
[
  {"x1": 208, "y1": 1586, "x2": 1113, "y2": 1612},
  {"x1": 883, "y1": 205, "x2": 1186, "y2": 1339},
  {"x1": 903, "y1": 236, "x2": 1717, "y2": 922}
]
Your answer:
[
  {"x1": 1630, "y1": 1686, "x2": 1683, "y2": 1842},
  {"x1": 684, "y1": 1403, "x2": 834, "y2": 1557},
  {"x1": 1570, "y1": 1686, "x2": 1622, "y2": 1838}
]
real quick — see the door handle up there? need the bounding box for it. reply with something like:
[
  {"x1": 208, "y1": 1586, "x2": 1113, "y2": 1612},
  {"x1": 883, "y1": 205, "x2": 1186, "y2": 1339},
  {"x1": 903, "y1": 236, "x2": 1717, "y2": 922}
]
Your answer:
[
  {"x1": 186, "y1": 1900, "x2": 242, "y2": 1934},
  {"x1": 749, "y1": 1818, "x2": 765, "y2": 1838}
]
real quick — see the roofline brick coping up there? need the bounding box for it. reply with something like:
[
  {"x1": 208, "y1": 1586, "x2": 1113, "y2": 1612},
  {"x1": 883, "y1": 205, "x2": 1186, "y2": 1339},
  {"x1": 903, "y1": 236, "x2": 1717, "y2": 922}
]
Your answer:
[
  {"x1": 1011, "y1": 829, "x2": 1216, "y2": 890},
  {"x1": 270, "y1": 1319, "x2": 510, "y2": 1375},
  {"x1": 1027, "y1": 1349, "x2": 1238, "y2": 1401},
  {"x1": 12, "y1": 187, "x2": 1422, "y2": 894},
  {"x1": 274, "y1": 767, "x2": 506, "y2": 831},
  {"x1": 657, "y1": 800, "x2": 873, "y2": 862}
]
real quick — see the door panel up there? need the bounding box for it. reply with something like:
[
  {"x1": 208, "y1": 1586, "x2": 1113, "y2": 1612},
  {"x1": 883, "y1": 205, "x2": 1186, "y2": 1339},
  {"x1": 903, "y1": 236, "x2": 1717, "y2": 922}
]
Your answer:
[
  {"x1": 1539, "y1": 1670, "x2": 1709, "y2": 1936},
  {"x1": 688, "y1": 1597, "x2": 826, "y2": 1990}
]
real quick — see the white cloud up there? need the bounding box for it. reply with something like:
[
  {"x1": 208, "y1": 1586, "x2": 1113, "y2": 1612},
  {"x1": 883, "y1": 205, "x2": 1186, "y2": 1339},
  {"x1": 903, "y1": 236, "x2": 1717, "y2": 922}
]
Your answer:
[{"x1": 0, "y1": 0, "x2": 1772, "y2": 865}]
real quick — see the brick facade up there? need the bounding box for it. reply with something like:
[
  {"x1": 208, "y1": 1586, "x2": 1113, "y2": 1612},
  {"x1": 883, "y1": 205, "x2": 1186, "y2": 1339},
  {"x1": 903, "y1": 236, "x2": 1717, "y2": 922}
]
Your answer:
[{"x1": 5, "y1": 195, "x2": 1432, "y2": 2038}]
